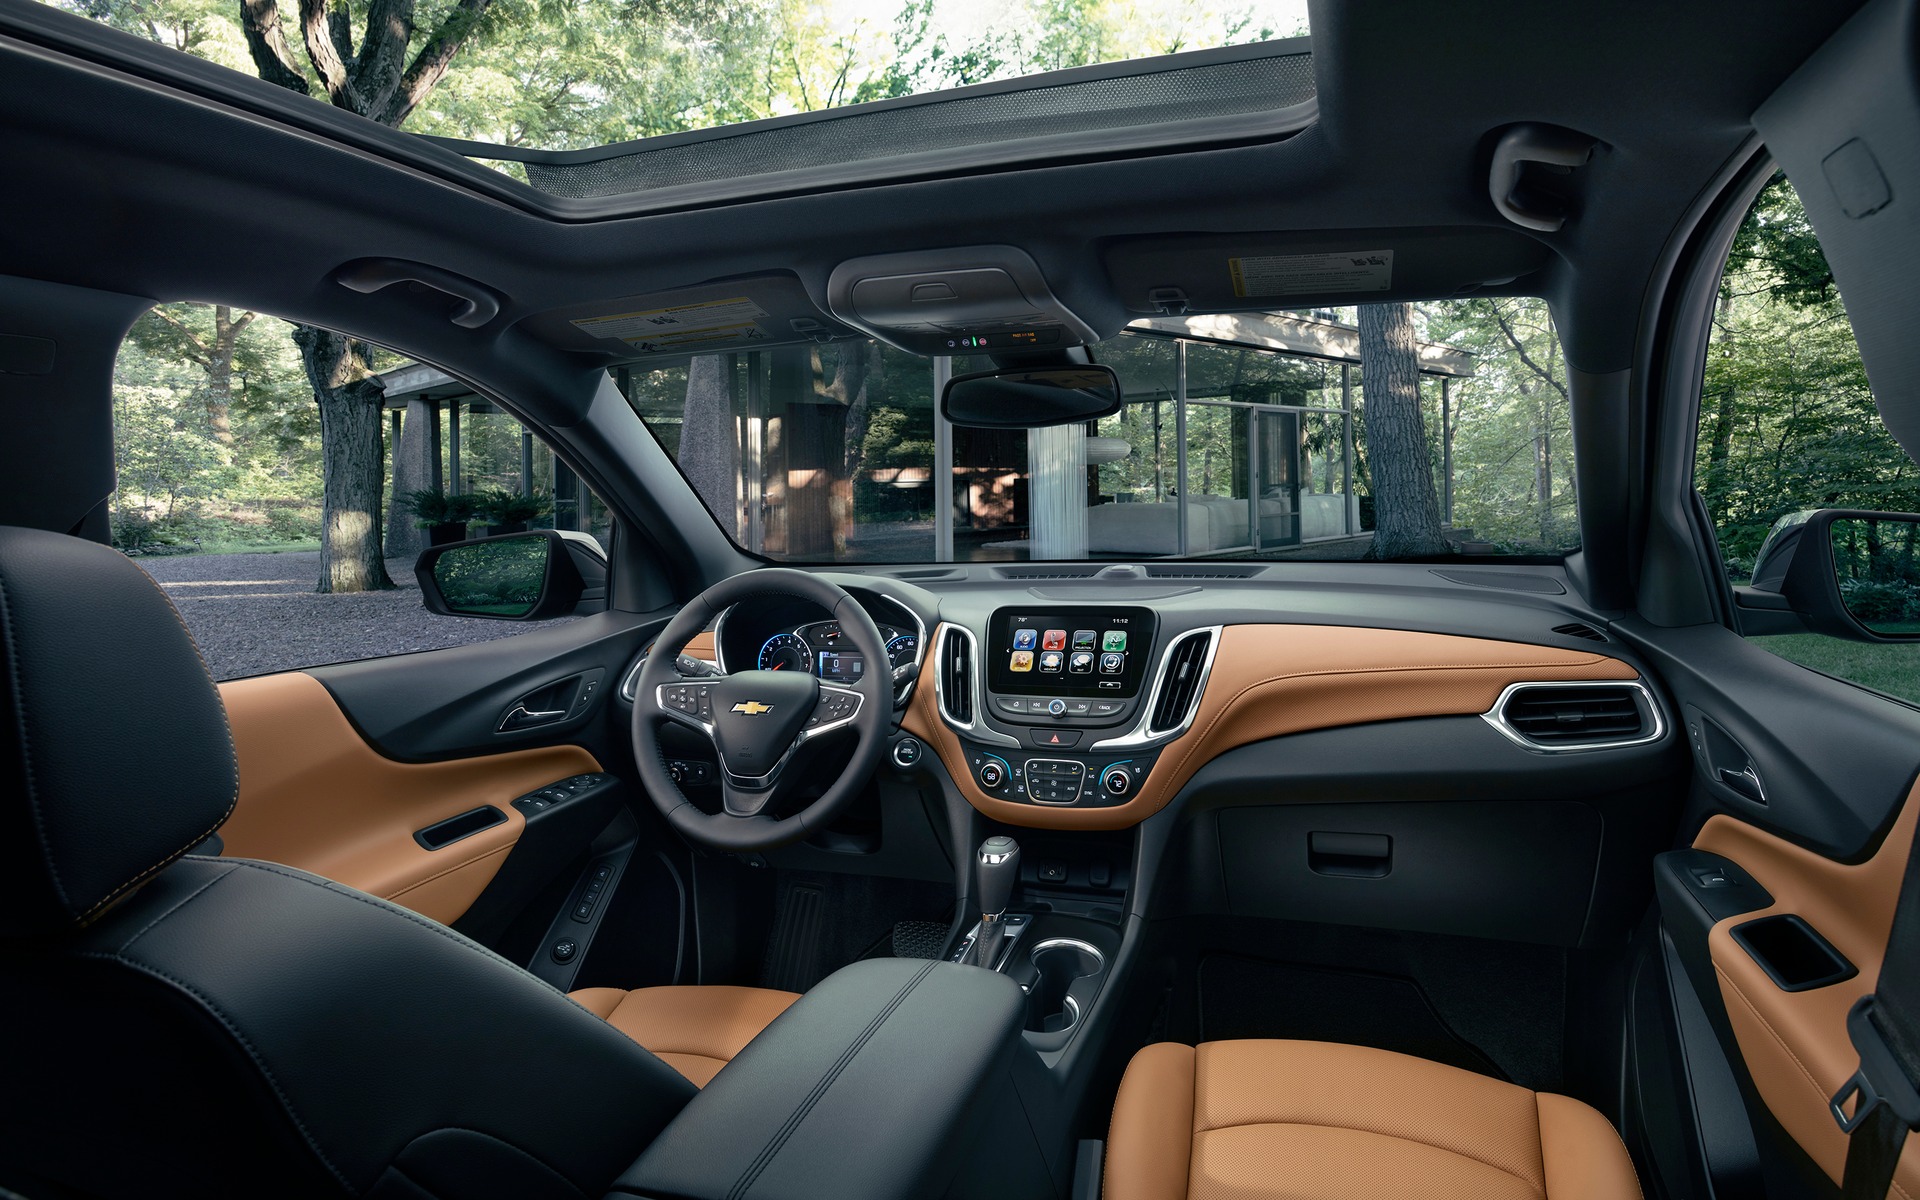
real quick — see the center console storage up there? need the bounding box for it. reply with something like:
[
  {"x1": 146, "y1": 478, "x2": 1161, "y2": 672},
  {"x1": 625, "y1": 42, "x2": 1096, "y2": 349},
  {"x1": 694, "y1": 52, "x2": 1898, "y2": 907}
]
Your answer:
[{"x1": 614, "y1": 958, "x2": 1068, "y2": 1200}]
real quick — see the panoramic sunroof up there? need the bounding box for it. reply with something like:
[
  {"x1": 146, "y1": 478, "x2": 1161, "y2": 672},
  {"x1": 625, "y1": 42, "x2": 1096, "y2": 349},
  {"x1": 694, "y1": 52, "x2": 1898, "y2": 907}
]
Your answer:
[{"x1": 42, "y1": 0, "x2": 1310, "y2": 202}]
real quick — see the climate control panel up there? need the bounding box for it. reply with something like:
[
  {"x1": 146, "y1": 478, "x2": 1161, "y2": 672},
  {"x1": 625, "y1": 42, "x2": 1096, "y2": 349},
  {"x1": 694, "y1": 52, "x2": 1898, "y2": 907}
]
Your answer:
[{"x1": 965, "y1": 746, "x2": 1157, "y2": 807}]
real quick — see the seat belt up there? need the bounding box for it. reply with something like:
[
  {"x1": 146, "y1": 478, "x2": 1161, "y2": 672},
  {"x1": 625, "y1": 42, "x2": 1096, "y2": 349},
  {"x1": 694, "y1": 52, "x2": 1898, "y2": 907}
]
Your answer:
[{"x1": 1832, "y1": 818, "x2": 1920, "y2": 1200}]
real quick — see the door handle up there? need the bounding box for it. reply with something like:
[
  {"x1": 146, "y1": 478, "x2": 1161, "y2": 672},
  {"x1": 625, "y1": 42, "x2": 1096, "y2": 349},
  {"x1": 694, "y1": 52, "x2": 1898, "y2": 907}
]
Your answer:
[
  {"x1": 1717, "y1": 766, "x2": 1767, "y2": 804},
  {"x1": 499, "y1": 703, "x2": 568, "y2": 732}
]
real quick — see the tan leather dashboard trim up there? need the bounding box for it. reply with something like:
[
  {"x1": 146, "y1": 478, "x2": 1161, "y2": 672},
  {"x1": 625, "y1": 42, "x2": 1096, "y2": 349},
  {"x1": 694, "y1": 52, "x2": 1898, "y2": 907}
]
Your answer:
[
  {"x1": 901, "y1": 623, "x2": 1640, "y2": 830},
  {"x1": 215, "y1": 672, "x2": 602, "y2": 925},
  {"x1": 685, "y1": 630, "x2": 717, "y2": 662},
  {"x1": 1694, "y1": 783, "x2": 1920, "y2": 1193}
]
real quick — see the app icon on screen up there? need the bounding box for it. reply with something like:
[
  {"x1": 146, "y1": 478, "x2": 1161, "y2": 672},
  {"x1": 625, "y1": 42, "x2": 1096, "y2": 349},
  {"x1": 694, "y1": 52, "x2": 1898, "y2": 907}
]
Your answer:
[
  {"x1": 1038, "y1": 651, "x2": 1064, "y2": 672},
  {"x1": 1010, "y1": 650, "x2": 1034, "y2": 672},
  {"x1": 1012, "y1": 629, "x2": 1037, "y2": 651},
  {"x1": 1069, "y1": 651, "x2": 1095, "y2": 673},
  {"x1": 1100, "y1": 652, "x2": 1125, "y2": 674},
  {"x1": 1072, "y1": 630, "x2": 1097, "y2": 649},
  {"x1": 1041, "y1": 629, "x2": 1068, "y2": 651},
  {"x1": 1101, "y1": 630, "x2": 1127, "y2": 652}
]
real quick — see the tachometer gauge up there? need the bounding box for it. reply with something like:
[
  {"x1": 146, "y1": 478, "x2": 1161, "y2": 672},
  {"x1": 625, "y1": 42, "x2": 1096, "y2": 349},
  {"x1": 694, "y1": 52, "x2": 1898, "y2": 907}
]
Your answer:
[
  {"x1": 886, "y1": 633, "x2": 919, "y2": 666},
  {"x1": 757, "y1": 632, "x2": 813, "y2": 674}
]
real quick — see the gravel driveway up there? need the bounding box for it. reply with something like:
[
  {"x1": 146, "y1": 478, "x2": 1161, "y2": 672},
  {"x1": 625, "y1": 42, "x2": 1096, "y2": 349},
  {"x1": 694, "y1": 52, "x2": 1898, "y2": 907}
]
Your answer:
[{"x1": 138, "y1": 551, "x2": 575, "y2": 681}]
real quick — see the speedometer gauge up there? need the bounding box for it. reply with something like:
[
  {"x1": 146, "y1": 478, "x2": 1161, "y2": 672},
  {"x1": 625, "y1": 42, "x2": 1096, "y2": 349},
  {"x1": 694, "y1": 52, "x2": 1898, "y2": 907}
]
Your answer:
[
  {"x1": 757, "y1": 633, "x2": 813, "y2": 674},
  {"x1": 886, "y1": 633, "x2": 919, "y2": 666}
]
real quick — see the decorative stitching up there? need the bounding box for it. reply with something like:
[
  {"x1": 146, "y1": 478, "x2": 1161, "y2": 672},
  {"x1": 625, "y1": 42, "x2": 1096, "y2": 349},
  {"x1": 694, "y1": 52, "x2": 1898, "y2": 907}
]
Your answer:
[
  {"x1": 116, "y1": 862, "x2": 237, "y2": 948},
  {"x1": 386, "y1": 843, "x2": 514, "y2": 901},
  {"x1": 78, "y1": 950, "x2": 356, "y2": 1192},
  {"x1": 727, "y1": 961, "x2": 937, "y2": 1200},
  {"x1": 395, "y1": 1126, "x2": 592, "y2": 1198},
  {"x1": 1715, "y1": 963, "x2": 1834, "y2": 1110},
  {"x1": 0, "y1": 565, "x2": 70, "y2": 912},
  {"x1": 1155, "y1": 653, "x2": 1623, "y2": 807},
  {"x1": 1193, "y1": 1120, "x2": 1546, "y2": 1198}
]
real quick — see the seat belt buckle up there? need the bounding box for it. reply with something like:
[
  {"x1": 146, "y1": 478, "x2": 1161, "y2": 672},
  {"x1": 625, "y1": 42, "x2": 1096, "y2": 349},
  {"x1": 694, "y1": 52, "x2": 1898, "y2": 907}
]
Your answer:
[{"x1": 1832, "y1": 995, "x2": 1920, "y2": 1134}]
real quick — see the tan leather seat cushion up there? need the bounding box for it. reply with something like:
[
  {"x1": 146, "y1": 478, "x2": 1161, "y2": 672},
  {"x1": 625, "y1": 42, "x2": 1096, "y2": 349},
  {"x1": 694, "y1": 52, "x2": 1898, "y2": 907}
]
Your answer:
[
  {"x1": 569, "y1": 984, "x2": 799, "y2": 1087},
  {"x1": 1106, "y1": 1040, "x2": 1641, "y2": 1200}
]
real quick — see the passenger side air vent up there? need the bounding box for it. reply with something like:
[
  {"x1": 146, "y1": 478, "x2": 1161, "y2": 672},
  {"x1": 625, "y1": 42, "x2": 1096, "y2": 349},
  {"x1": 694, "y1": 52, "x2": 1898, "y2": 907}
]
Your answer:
[
  {"x1": 1497, "y1": 685, "x2": 1653, "y2": 748},
  {"x1": 1551, "y1": 621, "x2": 1608, "y2": 643},
  {"x1": 1149, "y1": 631, "x2": 1215, "y2": 733},
  {"x1": 992, "y1": 565, "x2": 1104, "y2": 579},
  {"x1": 939, "y1": 629, "x2": 974, "y2": 724},
  {"x1": 1144, "y1": 565, "x2": 1268, "y2": 579}
]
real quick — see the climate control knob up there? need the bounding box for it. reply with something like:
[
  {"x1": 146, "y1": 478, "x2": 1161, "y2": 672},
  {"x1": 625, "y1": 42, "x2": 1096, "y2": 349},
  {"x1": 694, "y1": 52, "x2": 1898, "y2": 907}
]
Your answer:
[
  {"x1": 1102, "y1": 767, "x2": 1133, "y2": 797},
  {"x1": 979, "y1": 760, "x2": 1006, "y2": 788}
]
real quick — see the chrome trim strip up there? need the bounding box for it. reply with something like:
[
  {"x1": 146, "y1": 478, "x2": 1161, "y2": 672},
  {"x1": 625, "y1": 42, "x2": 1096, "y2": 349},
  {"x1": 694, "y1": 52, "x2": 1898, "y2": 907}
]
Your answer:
[
  {"x1": 935, "y1": 625, "x2": 1019, "y2": 748},
  {"x1": 1089, "y1": 625, "x2": 1224, "y2": 751},
  {"x1": 1480, "y1": 679, "x2": 1669, "y2": 753},
  {"x1": 1028, "y1": 937, "x2": 1106, "y2": 973}
]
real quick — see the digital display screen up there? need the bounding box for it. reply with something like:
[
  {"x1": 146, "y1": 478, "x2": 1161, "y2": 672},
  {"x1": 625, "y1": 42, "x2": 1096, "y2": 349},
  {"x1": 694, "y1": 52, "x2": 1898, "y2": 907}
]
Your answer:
[
  {"x1": 817, "y1": 651, "x2": 866, "y2": 683},
  {"x1": 986, "y1": 607, "x2": 1156, "y2": 698}
]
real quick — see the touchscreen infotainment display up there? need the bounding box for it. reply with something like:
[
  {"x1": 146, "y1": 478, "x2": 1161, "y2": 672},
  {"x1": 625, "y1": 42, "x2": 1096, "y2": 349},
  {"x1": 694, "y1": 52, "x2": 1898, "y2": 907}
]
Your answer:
[{"x1": 985, "y1": 606, "x2": 1157, "y2": 698}]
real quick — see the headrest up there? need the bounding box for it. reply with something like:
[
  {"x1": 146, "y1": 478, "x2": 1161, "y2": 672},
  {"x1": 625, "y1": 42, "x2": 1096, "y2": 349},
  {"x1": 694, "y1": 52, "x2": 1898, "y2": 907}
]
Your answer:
[{"x1": 0, "y1": 527, "x2": 236, "y2": 936}]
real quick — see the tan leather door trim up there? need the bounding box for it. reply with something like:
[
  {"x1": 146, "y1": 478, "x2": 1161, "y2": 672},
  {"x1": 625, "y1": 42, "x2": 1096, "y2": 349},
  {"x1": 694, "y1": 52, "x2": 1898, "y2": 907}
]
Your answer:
[
  {"x1": 1695, "y1": 784, "x2": 1920, "y2": 1193},
  {"x1": 902, "y1": 622, "x2": 1639, "y2": 830},
  {"x1": 216, "y1": 672, "x2": 602, "y2": 924}
]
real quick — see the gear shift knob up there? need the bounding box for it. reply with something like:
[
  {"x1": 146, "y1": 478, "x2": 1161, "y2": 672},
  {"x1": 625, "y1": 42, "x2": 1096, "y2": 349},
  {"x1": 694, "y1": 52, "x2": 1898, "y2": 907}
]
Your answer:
[{"x1": 976, "y1": 835, "x2": 1021, "y2": 918}]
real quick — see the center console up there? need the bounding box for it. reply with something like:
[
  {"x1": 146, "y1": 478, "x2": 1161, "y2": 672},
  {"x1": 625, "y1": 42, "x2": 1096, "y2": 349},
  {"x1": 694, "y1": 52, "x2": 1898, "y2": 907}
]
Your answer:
[{"x1": 938, "y1": 605, "x2": 1218, "y2": 811}]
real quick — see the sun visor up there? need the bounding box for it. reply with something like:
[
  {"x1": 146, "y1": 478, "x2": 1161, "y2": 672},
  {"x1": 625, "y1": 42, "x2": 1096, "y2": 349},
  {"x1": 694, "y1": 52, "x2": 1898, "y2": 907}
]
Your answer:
[
  {"x1": 1104, "y1": 228, "x2": 1555, "y2": 316},
  {"x1": 520, "y1": 274, "x2": 857, "y2": 361}
]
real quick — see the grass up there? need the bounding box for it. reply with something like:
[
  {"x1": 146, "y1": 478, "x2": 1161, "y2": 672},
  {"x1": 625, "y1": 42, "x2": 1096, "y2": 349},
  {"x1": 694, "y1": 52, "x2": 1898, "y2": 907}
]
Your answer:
[
  {"x1": 1751, "y1": 634, "x2": 1920, "y2": 706},
  {"x1": 190, "y1": 538, "x2": 323, "y2": 555}
]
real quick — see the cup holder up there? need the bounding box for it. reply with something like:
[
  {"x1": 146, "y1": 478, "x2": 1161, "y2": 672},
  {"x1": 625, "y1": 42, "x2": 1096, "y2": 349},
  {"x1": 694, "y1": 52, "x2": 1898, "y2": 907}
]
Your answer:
[{"x1": 1023, "y1": 938, "x2": 1104, "y2": 1035}]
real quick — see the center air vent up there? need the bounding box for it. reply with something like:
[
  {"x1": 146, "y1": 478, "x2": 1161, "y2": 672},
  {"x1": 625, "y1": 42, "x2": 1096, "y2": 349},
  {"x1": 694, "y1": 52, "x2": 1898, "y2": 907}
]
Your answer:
[
  {"x1": 939, "y1": 628, "x2": 975, "y2": 724},
  {"x1": 1149, "y1": 631, "x2": 1216, "y2": 733},
  {"x1": 1492, "y1": 683, "x2": 1658, "y2": 750}
]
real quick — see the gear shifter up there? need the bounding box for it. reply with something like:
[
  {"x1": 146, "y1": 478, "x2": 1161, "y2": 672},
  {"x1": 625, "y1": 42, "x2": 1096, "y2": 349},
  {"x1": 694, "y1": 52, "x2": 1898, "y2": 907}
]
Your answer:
[{"x1": 960, "y1": 835, "x2": 1021, "y2": 969}]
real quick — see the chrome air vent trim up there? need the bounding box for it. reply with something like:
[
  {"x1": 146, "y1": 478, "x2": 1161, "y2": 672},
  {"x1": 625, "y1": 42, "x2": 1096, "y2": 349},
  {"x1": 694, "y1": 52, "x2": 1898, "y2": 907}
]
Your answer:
[
  {"x1": 935, "y1": 625, "x2": 1018, "y2": 748},
  {"x1": 1482, "y1": 680, "x2": 1666, "y2": 753},
  {"x1": 1091, "y1": 625, "x2": 1223, "y2": 752}
]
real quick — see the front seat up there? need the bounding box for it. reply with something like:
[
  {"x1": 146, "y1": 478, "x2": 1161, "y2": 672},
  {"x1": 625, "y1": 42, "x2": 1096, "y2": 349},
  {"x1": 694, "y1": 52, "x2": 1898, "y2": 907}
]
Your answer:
[
  {"x1": 0, "y1": 527, "x2": 708, "y2": 1199},
  {"x1": 1106, "y1": 1040, "x2": 1641, "y2": 1200}
]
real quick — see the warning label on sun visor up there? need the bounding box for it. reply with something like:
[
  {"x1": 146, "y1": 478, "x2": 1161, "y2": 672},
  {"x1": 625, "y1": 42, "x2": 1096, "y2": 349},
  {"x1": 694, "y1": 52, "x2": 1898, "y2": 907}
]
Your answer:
[
  {"x1": 1228, "y1": 250, "x2": 1393, "y2": 298},
  {"x1": 571, "y1": 297, "x2": 770, "y2": 353}
]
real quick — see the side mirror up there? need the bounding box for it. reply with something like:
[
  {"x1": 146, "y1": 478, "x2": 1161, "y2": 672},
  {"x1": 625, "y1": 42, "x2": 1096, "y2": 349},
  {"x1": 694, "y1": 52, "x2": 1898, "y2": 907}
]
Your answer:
[
  {"x1": 1744, "y1": 508, "x2": 1920, "y2": 641},
  {"x1": 940, "y1": 364, "x2": 1123, "y2": 429},
  {"x1": 415, "y1": 530, "x2": 608, "y2": 621}
]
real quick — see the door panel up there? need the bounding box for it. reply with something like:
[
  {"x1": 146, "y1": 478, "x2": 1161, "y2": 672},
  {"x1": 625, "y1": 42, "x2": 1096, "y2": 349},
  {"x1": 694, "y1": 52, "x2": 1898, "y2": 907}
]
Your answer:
[
  {"x1": 218, "y1": 672, "x2": 601, "y2": 924},
  {"x1": 1694, "y1": 783, "x2": 1920, "y2": 1191}
]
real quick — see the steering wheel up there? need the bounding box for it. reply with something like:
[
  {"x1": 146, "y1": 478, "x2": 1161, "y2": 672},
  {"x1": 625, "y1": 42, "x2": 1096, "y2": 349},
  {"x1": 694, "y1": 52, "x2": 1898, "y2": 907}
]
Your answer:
[{"x1": 631, "y1": 569, "x2": 892, "y2": 851}]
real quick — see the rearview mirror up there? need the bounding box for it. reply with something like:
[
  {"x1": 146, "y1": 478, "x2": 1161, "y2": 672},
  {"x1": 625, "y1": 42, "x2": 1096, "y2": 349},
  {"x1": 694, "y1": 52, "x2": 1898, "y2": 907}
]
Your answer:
[
  {"x1": 1745, "y1": 509, "x2": 1920, "y2": 641},
  {"x1": 414, "y1": 530, "x2": 607, "y2": 621},
  {"x1": 940, "y1": 364, "x2": 1123, "y2": 429}
]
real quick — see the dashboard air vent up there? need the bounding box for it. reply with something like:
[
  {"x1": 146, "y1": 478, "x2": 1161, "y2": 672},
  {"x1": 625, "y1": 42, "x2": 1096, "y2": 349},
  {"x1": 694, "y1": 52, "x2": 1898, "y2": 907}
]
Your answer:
[
  {"x1": 1145, "y1": 565, "x2": 1267, "y2": 579},
  {"x1": 1500, "y1": 685, "x2": 1648, "y2": 746},
  {"x1": 992, "y1": 565, "x2": 1104, "y2": 579},
  {"x1": 940, "y1": 629, "x2": 973, "y2": 723},
  {"x1": 1149, "y1": 631, "x2": 1214, "y2": 733},
  {"x1": 1551, "y1": 622, "x2": 1608, "y2": 643}
]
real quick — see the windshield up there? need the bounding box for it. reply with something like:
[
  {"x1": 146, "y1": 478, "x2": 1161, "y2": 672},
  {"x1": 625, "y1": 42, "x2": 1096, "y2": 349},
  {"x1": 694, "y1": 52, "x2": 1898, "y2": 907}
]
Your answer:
[{"x1": 626, "y1": 299, "x2": 1582, "y2": 564}]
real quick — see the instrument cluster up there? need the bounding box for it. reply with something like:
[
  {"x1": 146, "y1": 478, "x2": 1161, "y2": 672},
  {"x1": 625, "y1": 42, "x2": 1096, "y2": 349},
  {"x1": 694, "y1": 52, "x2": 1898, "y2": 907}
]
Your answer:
[{"x1": 756, "y1": 620, "x2": 920, "y2": 685}]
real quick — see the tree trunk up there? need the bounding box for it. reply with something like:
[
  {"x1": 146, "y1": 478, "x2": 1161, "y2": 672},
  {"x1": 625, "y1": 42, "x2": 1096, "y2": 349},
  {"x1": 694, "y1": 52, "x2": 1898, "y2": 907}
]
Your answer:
[
  {"x1": 1358, "y1": 304, "x2": 1448, "y2": 559},
  {"x1": 295, "y1": 325, "x2": 395, "y2": 592},
  {"x1": 681, "y1": 355, "x2": 742, "y2": 539}
]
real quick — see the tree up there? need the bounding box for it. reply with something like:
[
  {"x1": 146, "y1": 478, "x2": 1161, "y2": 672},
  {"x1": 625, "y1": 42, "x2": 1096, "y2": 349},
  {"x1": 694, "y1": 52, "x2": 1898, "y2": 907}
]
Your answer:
[
  {"x1": 137, "y1": 304, "x2": 259, "y2": 444},
  {"x1": 1358, "y1": 303, "x2": 1447, "y2": 558}
]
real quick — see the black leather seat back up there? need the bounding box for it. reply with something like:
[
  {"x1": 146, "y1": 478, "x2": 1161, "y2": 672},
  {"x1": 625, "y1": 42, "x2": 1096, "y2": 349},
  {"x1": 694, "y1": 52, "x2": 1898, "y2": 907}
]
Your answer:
[{"x1": 0, "y1": 527, "x2": 697, "y2": 1198}]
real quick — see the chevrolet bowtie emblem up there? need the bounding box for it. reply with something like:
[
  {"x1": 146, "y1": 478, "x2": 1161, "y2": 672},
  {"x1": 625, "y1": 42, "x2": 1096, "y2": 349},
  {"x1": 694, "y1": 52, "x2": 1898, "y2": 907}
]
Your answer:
[{"x1": 731, "y1": 701, "x2": 774, "y2": 715}]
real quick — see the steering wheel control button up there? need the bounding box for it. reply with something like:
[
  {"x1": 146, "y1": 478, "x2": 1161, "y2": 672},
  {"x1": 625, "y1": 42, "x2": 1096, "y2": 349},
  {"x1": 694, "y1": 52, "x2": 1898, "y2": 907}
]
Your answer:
[
  {"x1": 551, "y1": 939, "x2": 578, "y2": 964},
  {"x1": 891, "y1": 737, "x2": 923, "y2": 768},
  {"x1": 662, "y1": 684, "x2": 714, "y2": 721},
  {"x1": 1030, "y1": 728, "x2": 1083, "y2": 748},
  {"x1": 805, "y1": 690, "x2": 862, "y2": 729}
]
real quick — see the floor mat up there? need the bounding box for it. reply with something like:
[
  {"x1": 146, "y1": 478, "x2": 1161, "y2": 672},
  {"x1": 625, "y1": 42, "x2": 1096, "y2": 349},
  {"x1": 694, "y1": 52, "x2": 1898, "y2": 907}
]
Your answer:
[
  {"x1": 1198, "y1": 954, "x2": 1508, "y2": 1081},
  {"x1": 757, "y1": 871, "x2": 953, "y2": 992}
]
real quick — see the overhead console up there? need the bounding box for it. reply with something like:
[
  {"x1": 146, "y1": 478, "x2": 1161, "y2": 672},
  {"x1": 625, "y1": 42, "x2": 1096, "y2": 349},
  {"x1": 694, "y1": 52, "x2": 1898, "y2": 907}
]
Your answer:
[{"x1": 825, "y1": 245, "x2": 1102, "y2": 356}]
